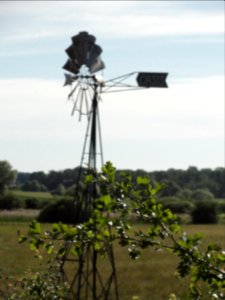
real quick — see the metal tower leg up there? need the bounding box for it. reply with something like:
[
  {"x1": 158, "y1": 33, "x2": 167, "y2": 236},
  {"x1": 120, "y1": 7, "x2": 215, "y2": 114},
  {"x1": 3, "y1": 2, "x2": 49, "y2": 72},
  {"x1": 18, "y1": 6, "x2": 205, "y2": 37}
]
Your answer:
[{"x1": 62, "y1": 87, "x2": 119, "y2": 300}]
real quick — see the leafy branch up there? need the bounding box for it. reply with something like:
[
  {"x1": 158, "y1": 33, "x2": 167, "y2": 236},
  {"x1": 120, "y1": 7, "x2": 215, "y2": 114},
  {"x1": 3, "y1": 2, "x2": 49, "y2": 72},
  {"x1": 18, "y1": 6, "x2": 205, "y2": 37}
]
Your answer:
[{"x1": 13, "y1": 162, "x2": 225, "y2": 299}]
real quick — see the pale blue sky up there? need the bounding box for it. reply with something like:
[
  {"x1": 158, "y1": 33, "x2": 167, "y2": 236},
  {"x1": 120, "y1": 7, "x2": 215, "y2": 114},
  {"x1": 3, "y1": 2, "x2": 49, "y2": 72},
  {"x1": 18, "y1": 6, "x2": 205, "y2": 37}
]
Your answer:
[{"x1": 0, "y1": 1, "x2": 224, "y2": 172}]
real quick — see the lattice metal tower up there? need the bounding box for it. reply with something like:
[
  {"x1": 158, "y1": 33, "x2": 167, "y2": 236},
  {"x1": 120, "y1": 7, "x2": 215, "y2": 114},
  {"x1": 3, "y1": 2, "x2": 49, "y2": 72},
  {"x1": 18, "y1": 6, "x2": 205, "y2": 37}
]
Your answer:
[{"x1": 62, "y1": 31, "x2": 168, "y2": 300}]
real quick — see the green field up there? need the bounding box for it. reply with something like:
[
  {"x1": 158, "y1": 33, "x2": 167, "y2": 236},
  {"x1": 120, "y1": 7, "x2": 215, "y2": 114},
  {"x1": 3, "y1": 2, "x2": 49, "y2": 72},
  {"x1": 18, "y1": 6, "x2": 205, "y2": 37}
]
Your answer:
[
  {"x1": 11, "y1": 190, "x2": 55, "y2": 204},
  {"x1": 12, "y1": 190, "x2": 53, "y2": 199},
  {"x1": 0, "y1": 223, "x2": 225, "y2": 299}
]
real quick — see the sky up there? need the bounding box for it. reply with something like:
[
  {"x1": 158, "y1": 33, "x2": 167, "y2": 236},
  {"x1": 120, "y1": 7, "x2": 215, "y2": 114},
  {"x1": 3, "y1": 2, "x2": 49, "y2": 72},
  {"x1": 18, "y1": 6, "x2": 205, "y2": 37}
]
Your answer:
[{"x1": 0, "y1": 1, "x2": 224, "y2": 173}]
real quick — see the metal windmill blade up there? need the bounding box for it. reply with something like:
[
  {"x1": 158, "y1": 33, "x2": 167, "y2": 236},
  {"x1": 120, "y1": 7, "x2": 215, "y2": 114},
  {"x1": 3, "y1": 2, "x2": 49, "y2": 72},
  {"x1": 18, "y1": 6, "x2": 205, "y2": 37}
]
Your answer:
[{"x1": 63, "y1": 31, "x2": 105, "y2": 120}]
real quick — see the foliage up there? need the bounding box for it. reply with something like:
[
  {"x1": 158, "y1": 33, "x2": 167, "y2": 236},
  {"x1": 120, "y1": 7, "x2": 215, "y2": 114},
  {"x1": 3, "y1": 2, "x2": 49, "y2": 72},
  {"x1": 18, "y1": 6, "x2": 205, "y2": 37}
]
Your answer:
[
  {"x1": 0, "y1": 193, "x2": 23, "y2": 210},
  {"x1": 66, "y1": 184, "x2": 76, "y2": 196},
  {"x1": 217, "y1": 201, "x2": 225, "y2": 214},
  {"x1": 37, "y1": 198, "x2": 80, "y2": 224},
  {"x1": 25, "y1": 197, "x2": 48, "y2": 209},
  {"x1": 15, "y1": 165, "x2": 225, "y2": 198},
  {"x1": 8, "y1": 260, "x2": 69, "y2": 300},
  {"x1": 10, "y1": 162, "x2": 225, "y2": 299},
  {"x1": 191, "y1": 188, "x2": 214, "y2": 201},
  {"x1": 158, "y1": 196, "x2": 194, "y2": 214},
  {"x1": 51, "y1": 183, "x2": 66, "y2": 195},
  {"x1": 0, "y1": 191, "x2": 54, "y2": 211},
  {"x1": 191, "y1": 200, "x2": 218, "y2": 224},
  {"x1": 158, "y1": 180, "x2": 182, "y2": 197},
  {"x1": 10, "y1": 190, "x2": 56, "y2": 210},
  {"x1": 149, "y1": 166, "x2": 225, "y2": 198},
  {"x1": 22, "y1": 180, "x2": 48, "y2": 192},
  {"x1": 0, "y1": 161, "x2": 17, "y2": 195}
]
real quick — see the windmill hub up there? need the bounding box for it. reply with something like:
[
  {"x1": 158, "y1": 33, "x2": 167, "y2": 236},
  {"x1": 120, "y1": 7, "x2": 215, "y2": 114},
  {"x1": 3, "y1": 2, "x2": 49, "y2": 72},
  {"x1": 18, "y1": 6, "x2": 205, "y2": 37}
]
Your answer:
[{"x1": 94, "y1": 74, "x2": 105, "y2": 86}]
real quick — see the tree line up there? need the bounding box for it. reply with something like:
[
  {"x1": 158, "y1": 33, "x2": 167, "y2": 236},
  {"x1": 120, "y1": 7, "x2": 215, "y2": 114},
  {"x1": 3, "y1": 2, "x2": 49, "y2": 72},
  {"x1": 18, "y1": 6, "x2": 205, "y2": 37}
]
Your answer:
[
  {"x1": 15, "y1": 165, "x2": 225, "y2": 198},
  {"x1": 0, "y1": 160, "x2": 224, "y2": 224}
]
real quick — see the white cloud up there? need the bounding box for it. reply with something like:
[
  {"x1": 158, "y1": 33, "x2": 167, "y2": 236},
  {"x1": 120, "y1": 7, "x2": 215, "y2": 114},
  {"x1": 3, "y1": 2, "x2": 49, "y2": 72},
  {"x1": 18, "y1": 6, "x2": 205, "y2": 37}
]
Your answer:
[
  {"x1": 0, "y1": 75, "x2": 223, "y2": 171},
  {"x1": 0, "y1": 1, "x2": 224, "y2": 45},
  {"x1": 100, "y1": 75, "x2": 224, "y2": 139},
  {"x1": 0, "y1": 75, "x2": 223, "y2": 140},
  {"x1": 0, "y1": 79, "x2": 88, "y2": 144}
]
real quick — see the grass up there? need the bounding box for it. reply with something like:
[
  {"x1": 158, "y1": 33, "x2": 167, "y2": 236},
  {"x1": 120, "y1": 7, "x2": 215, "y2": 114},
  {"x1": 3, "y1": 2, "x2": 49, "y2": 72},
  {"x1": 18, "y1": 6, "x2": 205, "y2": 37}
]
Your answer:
[
  {"x1": 11, "y1": 190, "x2": 55, "y2": 202},
  {"x1": 115, "y1": 224, "x2": 225, "y2": 300},
  {"x1": 0, "y1": 223, "x2": 40, "y2": 298},
  {"x1": 0, "y1": 223, "x2": 225, "y2": 299},
  {"x1": 12, "y1": 190, "x2": 52, "y2": 198}
]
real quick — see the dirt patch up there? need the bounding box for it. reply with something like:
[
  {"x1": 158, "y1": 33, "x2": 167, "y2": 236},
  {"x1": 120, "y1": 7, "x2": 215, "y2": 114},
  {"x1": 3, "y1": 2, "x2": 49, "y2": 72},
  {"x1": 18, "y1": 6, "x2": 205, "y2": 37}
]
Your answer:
[{"x1": 0, "y1": 209, "x2": 40, "y2": 218}]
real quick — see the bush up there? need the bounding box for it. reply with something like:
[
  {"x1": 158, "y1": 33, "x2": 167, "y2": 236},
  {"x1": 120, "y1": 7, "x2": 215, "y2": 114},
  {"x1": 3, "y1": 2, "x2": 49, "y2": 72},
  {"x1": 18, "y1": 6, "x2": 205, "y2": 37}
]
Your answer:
[
  {"x1": 158, "y1": 197, "x2": 194, "y2": 214},
  {"x1": 25, "y1": 197, "x2": 49, "y2": 209},
  {"x1": 66, "y1": 184, "x2": 76, "y2": 197},
  {"x1": 217, "y1": 201, "x2": 225, "y2": 214},
  {"x1": 51, "y1": 184, "x2": 66, "y2": 196},
  {"x1": 191, "y1": 189, "x2": 214, "y2": 201},
  {"x1": 8, "y1": 261, "x2": 69, "y2": 300},
  {"x1": 0, "y1": 193, "x2": 23, "y2": 210},
  {"x1": 176, "y1": 188, "x2": 193, "y2": 200},
  {"x1": 191, "y1": 200, "x2": 218, "y2": 224},
  {"x1": 37, "y1": 198, "x2": 82, "y2": 224}
]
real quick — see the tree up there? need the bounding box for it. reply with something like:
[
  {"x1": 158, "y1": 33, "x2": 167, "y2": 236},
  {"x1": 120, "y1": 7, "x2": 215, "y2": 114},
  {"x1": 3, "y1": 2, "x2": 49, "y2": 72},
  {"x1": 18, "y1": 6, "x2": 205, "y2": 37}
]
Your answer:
[
  {"x1": 46, "y1": 170, "x2": 63, "y2": 190},
  {"x1": 22, "y1": 180, "x2": 47, "y2": 192},
  {"x1": 158, "y1": 180, "x2": 181, "y2": 197},
  {"x1": 176, "y1": 188, "x2": 193, "y2": 200},
  {"x1": 191, "y1": 188, "x2": 214, "y2": 201},
  {"x1": 52, "y1": 183, "x2": 66, "y2": 195},
  {"x1": 30, "y1": 171, "x2": 47, "y2": 186},
  {"x1": 213, "y1": 167, "x2": 225, "y2": 198},
  {"x1": 0, "y1": 160, "x2": 17, "y2": 195}
]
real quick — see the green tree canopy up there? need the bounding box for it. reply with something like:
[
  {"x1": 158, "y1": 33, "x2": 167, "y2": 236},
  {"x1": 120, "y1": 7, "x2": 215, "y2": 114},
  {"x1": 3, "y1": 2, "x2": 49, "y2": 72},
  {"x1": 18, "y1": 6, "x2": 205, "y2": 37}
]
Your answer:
[
  {"x1": 0, "y1": 160, "x2": 17, "y2": 194},
  {"x1": 22, "y1": 180, "x2": 47, "y2": 192},
  {"x1": 191, "y1": 188, "x2": 214, "y2": 201}
]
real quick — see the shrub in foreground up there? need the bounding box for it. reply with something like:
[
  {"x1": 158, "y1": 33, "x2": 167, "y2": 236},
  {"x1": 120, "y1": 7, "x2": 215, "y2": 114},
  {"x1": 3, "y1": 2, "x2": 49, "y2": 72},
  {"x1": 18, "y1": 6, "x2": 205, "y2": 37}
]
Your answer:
[{"x1": 9, "y1": 162, "x2": 225, "y2": 300}]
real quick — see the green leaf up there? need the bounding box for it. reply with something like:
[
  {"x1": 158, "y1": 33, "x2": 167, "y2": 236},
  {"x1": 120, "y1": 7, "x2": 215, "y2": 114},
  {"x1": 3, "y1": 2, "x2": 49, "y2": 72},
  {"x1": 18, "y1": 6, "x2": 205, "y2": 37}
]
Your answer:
[
  {"x1": 84, "y1": 174, "x2": 94, "y2": 184},
  {"x1": 101, "y1": 195, "x2": 111, "y2": 206},
  {"x1": 29, "y1": 220, "x2": 41, "y2": 235},
  {"x1": 18, "y1": 235, "x2": 27, "y2": 244},
  {"x1": 137, "y1": 176, "x2": 149, "y2": 185},
  {"x1": 52, "y1": 223, "x2": 61, "y2": 232},
  {"x1": 101, "y1": 161, "x2": 116, "y2": 182},
  {"x1": 45, "y1": 243, "x2": 54, "y2": 254},
  {"x1": 94, "y1": 241, "x2": 102, "y2": 251},
  {"x1": 104, "y1": 230, "x2": 110, "y2": 237},
  {"x1": 217, "y1": 253, "x2": 225, "y2": 262},
  {"x1": 58, "y1": 247, "x2": 66, "y2": 256}
]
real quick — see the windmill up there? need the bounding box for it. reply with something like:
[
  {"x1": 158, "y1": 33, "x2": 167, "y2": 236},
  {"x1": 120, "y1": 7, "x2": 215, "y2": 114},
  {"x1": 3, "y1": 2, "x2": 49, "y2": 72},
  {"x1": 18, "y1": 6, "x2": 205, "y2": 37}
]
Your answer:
[{"x1": 62, "y1": 31, "x2": 168, "y2": 299}]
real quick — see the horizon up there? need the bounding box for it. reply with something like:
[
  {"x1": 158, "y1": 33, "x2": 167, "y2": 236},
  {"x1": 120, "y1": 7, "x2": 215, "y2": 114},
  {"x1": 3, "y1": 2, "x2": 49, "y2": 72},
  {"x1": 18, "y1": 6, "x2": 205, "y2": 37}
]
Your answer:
[{"x1": 15, "y1": 163, "x2": 224, "y2": 175}]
